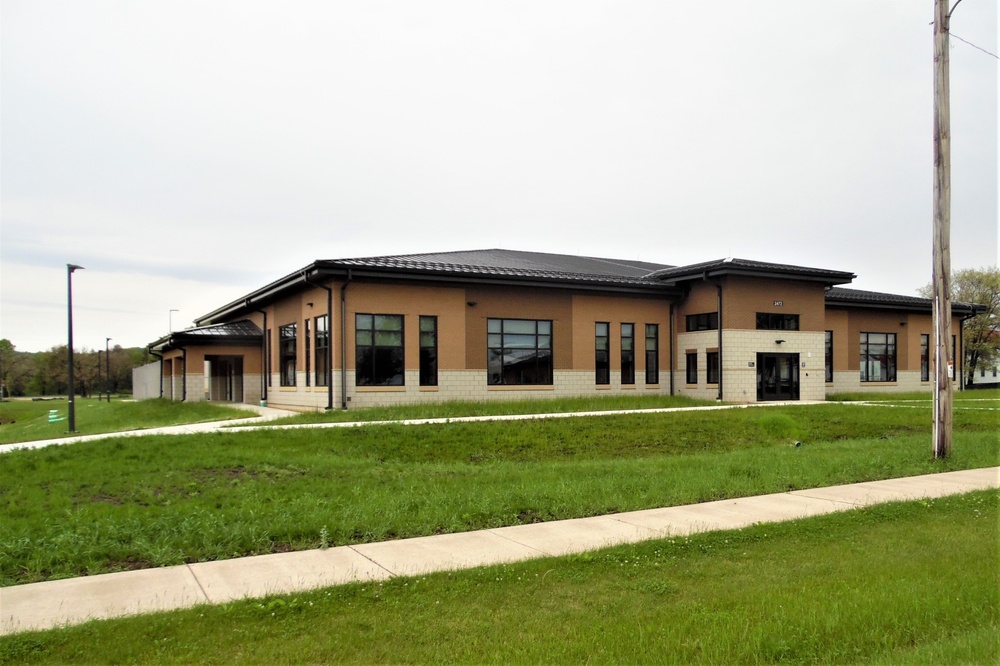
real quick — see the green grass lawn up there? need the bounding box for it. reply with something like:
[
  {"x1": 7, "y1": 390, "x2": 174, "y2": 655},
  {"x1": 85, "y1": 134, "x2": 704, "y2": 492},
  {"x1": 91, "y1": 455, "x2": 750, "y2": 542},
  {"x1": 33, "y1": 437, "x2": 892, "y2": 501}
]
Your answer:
[
  {"x1": 0, "y1": 399, "x2": 253, "y2": 445},
  {"x1": 1, "y1": 400, "x2": 997, "y2": 586},
  {"x1": 2, "y1": 490, "x2": 996, "y2": 664},
  {"x1": 256, "y1": 393, "x2": 719, "y2": 426}
]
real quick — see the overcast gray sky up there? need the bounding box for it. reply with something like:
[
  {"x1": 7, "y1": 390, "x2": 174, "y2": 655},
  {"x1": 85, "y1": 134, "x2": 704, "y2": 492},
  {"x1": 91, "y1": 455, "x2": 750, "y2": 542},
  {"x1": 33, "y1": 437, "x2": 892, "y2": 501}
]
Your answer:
[{"x1": 2, "y1": 0, "x2": 997, "y2": 352}]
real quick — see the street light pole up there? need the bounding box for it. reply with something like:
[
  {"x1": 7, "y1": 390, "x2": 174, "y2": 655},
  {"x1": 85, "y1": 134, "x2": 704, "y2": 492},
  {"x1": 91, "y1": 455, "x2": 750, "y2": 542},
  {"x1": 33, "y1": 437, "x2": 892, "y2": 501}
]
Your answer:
[
  {"x1": 106, "y1": 337, "x2": 112, "y2": 402},
  {"x1": 169, "y1": 309, "x2": 179, "y2": 334},
  {"x1": 97, "y1": 350, "x2": 103, "y2": 402},
  {"x1": 67, "y1": 264, "x2": 84, "y2": 432}
]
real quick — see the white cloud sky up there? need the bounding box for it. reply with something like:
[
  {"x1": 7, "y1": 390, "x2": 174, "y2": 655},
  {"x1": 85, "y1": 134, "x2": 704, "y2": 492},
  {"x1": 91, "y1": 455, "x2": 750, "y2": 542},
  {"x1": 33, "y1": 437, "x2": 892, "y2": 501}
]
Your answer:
[{"x1": 2, "y1": 0, "x2": 997, "y2": 352}]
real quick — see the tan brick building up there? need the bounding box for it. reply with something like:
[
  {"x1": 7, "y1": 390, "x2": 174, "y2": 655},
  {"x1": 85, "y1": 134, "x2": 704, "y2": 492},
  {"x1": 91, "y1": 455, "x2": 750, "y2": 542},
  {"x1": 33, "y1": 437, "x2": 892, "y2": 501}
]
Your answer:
[{"x1": 143, "y1": 250, "x2": 979, "y2": 410}]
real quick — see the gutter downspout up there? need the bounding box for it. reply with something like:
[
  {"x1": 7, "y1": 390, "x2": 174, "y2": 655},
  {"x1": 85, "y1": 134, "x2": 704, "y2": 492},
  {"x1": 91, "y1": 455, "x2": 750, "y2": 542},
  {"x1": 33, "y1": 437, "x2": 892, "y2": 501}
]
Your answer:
[
  {"x1": 668, "y1": 303, "x2": 675, "y2": 396},
  {"x1": 302, "y1": 272, "x2": 334, "y2": 411},
  {"x1": 703, "y1": 272, "x2": 724, "y2": 402},
  {"x1": 251, "y1": 303, "x2": 268, "y2": 404},
  {"x1": 716, "y1": 281, "x2": 724, "y2": 402},
  {"x1": 181, "y1": 346, "x2": 188, "y2": 402},
  {"x1": 340, "y1": 269, "x2": 353, "y2": 410}
]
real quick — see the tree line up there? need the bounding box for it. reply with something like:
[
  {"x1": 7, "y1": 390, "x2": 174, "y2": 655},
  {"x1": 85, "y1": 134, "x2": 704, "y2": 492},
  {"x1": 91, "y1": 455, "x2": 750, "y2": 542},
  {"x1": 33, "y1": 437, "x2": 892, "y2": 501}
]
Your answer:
[
  {"x1": 919, "y1": 266, "x2": 1000, "y2": 387},
  {"x1": 0, "y1": 339, "x2": 153, "y2": 399}
]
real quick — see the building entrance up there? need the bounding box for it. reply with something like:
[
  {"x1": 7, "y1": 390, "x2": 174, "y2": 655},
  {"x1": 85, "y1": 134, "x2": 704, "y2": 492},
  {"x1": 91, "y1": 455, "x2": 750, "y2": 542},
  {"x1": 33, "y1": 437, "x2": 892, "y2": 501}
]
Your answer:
[
  {"x1": 756, "y1": 353, "x2": 800, "y2": 401},
  {"x1": 206, "y1": 355, "x2": 244, "y2": 402}
]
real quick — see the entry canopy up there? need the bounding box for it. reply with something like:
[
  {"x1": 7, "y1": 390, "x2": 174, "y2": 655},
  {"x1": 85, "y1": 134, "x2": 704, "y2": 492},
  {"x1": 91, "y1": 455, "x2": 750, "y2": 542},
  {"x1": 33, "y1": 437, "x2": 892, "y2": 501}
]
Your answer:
[{"x1": 150, "y1": 319, "x2": 263, "y2": 353}]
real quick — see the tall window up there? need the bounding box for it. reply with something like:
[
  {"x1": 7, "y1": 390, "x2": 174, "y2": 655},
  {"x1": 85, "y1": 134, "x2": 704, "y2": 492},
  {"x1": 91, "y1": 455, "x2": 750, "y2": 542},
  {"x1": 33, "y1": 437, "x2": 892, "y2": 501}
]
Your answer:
[
  {"x1": 356, "y1": 314, "x2": 404, "y2": 386},
  {"x1": 314, "y1": 315, "x2": 329, "y2": 387},
  {"x1": 487, "y1": 318, "x2": 552, "y2": 385},
  {"x1": 595, "y1": 322, "x2": 610, "y2": 385},
  {"x1": 686, "y1": 352, "x2": 698, "y2": 384},
  {"x1": 756, "y1": 313, "x2": 799, "y2": 330},
  {"x1": 266, "y1": 329, "x2": 273, "y2": 387},
  {"x1": 706, "y1": 351, "x2": 720, "y2": 384},
  {"x1": 645, "y1": 324, "x2": 659, "y2": 385},
  {"x1": 860, "y1": 332, "x2": 896, "y2": 382},
  {"x1": 686, "y1": 312, "x2": 718, "y2": 332},
  {"x1": 825, "y1": 331, "x2": 834, "y2": 382},
  {"x1": 621, "y1": 323, "x2": 635, "y2": 385},
  {"x1": 920, "y1": 334, "x2": 929, "y2": 382},
  {"x1": 279, "y1": 323, "x2": 297, "y2": 386},
  {"x1": 419, "y1": 316, "x2": 438, "y2": 387},
  {"x1": 304, "y1": 319, "x2": 311, "y2": 387}
]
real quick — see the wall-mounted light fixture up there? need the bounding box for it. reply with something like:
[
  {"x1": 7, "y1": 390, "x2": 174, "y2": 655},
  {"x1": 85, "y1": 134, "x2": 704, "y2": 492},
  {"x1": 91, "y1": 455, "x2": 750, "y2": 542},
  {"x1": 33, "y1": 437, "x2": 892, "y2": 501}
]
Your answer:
[
  {"x1": 775, "y1": 339, "x2": 786, "y2": 345},
  {"x1": 306, "y1": 302, "x2": 314, "y2": 308},
  {"x1": 467, "y1": 301, "x2": 477, "y2": 307}
]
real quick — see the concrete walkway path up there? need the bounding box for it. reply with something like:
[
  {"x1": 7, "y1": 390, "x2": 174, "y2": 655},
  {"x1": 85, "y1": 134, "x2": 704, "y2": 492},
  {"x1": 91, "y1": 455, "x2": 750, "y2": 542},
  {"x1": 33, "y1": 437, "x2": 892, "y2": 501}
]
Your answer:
[
  {"x1": 3, "y1": 466, "x2": 997, "y2": 636},
  {"x1": 0, "y1": 404, "x2": 299, "y2": 454}
]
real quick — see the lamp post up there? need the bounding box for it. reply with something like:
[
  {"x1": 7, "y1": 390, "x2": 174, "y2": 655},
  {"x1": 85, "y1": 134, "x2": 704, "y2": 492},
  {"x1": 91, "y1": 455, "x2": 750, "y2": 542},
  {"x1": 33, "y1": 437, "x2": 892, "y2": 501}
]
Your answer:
[
  {"x1": 97, "y1": 349, "x2": 103, "y2": 402},
  {"x1": 106, "y1": 337, "x2": 112, "y2": 402},
  {"x1": 67, "y1": 264, "x2": 84, "y2": 432},
  {"x1": 169, "y1": 309, "x2": 179, "y2": 334}
]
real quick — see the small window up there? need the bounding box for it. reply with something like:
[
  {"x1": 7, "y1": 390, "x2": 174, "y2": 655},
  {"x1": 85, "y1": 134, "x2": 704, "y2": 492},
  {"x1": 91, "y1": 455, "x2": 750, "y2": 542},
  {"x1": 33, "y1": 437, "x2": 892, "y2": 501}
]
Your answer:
[
  {"x1": 825, "y1": 331, "x2": 833, "y2": 383},
  {"x1": 419, "y1": 316, "x2": 438, "y2": 387},
  {"x1": 686, "y1": 312, "x2": 719, "y2": 332},
  {"x1": 266, "y1": 329, "x2": 273, "y2": 388},
  {"x1": 686, "y1": 352, "x2": 698, "y2": 385},
  {"x1": 356, "y1": 314, "x2": 404, "y2": 386},
  {"x1": 621, "y1": 323, "x2": 635, "y2": 385},
  {"x1": 279, "y1": 323, "x2": 297, "y2": 387},
  {"x1": 706, "y1": 351, "x2": 720, "y2": 384},
  {"x1": 487, "y1": 318, "x2": 553, "y2": 385},
  {"x1": 314, "y1": 316, "x2": 330, "y2": 387},
  {"x1": 756, "y1": 313, "x2": 799, "y2": 331},
  {"x1": 304, "y1": 319, "x2": 311, "y2": 387},
  {"x1": 595, "y1": 322, "x2": 610, "y2": 385},
  {"x1": 920, "y1": 334, "x2": 929, "y2": 382},
  {"x1": 645, "y1": 324, "x2": 659, "y2": 385}
]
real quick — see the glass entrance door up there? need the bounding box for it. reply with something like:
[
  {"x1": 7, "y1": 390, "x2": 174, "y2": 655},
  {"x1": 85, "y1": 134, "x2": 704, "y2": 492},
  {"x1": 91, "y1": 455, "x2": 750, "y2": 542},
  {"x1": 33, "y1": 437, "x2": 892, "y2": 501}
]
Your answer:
[{"x1": 757, "y1": 353, "x2": 800, "y2": 401}]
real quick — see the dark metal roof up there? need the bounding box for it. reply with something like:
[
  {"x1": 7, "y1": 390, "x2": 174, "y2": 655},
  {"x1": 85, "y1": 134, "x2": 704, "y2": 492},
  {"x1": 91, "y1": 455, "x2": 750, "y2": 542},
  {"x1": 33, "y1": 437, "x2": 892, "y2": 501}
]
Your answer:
[
  {"x1": 826, "y1": 287, "x2": 983, "y2": 315},
  {"x1": 324, "y1": 249, "x2": 673, "y2": 287},
  {"x1": 336, "y1": 249, "x2": 672, "y2": 278},
  {"x1": 151, "y1": 320, "x2": 263, "y2": 352},
  {"x1": 647, "y1": 257, "x2": 856, "y2": 285}
]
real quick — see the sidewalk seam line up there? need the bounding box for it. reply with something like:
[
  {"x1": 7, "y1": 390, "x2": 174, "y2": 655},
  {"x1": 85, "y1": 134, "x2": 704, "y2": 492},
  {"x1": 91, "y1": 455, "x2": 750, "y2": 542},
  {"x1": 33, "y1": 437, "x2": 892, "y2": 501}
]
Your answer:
[
  {"x1": 346, "y1": 546, "x2": 398, "y2": 578},
  {"x1": 186, "y1": 564, "x2": 211, "y2": 603}
]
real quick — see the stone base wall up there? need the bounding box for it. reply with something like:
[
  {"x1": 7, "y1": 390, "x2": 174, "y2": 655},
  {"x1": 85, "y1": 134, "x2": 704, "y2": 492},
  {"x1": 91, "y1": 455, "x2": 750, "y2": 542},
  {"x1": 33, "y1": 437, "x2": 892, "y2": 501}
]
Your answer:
[
  {"x1": 826, "y1": 371, "x2": 938, "y2": 396},
  {"x1": 262, "y1": 369, "x2": 673, "y2": 412}
]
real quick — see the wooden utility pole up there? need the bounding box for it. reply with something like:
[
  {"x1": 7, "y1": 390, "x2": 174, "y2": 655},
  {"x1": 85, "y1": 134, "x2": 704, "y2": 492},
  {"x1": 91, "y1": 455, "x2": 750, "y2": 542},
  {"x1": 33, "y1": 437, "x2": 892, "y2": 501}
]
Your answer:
[{"x1": 932, "y1": 0, "x2": 959, "y2": 458}]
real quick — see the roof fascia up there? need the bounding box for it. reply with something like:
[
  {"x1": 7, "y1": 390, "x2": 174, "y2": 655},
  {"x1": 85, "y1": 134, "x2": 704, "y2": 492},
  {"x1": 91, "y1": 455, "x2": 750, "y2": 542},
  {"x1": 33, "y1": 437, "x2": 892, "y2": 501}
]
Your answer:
[
  {"x1": 197, "y1": 263, "x2": 683, "y2": 324},
  {"x1": 659, "y1": 267, "x2": 855, "y2": 287}
]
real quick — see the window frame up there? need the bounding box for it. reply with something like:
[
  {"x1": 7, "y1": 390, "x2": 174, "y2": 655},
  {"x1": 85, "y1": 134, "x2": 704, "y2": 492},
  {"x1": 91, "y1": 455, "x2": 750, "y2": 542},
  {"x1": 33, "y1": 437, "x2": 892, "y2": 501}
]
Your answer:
[
  {"x1": 825, "y1": 330, "x2": 834, "y2": 383},
  {"x1": 621, "y1": 323, "x2": 635, "y2": 385},
  {"x1": 645, "y1": 324, "x2": 659, "y2": 385},
  {"x1": 279, "y1": 323, "x2": 297, "y2": 387},
  {"x1": 595, "y1": 322, "x2": 610, "y2": 385},
  {"x1": 860, "y1": 331, "x2": 897, "y2": 383},
  {"x1": 419, "y1": 315, "x2": 438, "y2": 387},
  {"x1": 487, "y1": 318, "x2": 553, "y2": 386},
  {"x1": 314, "y1": 315, "x2": 329, "y2": 387},
  {"x1": 685, "y1": 352, "x2": 698, "y2": 385},
  {"x1": 706, "y1": 350, "x2": 720, "y2": 385},
  {"x1": 304, "y1": 319, "x2": 311, "y2": 387},
  {"x1": 355, "y1": 313, "x2": 405, "y2": 387},
  {"x1": 920, "y1": 333, "x2": 930, "y2": 382},
  {"x1": 756, "y1": 313, "x2": 800, "y2": 331},
  {"x1": 686, "y1": 312, "x2": 719, "y2": 332}
]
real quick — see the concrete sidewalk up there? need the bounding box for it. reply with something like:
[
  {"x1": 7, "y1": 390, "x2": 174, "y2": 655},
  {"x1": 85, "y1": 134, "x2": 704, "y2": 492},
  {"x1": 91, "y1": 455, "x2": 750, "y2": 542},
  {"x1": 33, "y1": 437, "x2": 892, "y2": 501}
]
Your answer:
[
  {"x1": 2, "y1": 466, "x2": 997, "y2": 636},
  {"x1": 0, "y1": 404, "x2": 298, "y2": 455}
]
